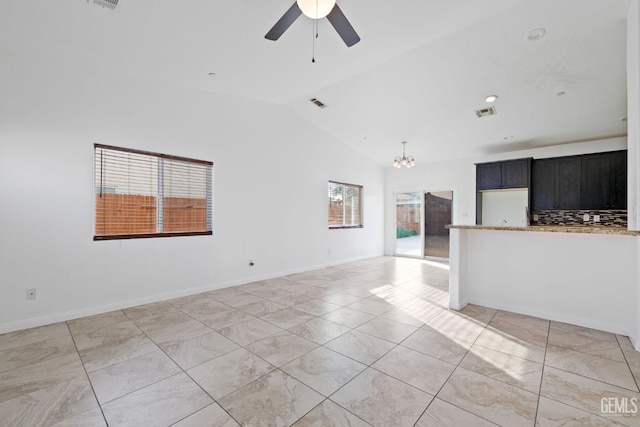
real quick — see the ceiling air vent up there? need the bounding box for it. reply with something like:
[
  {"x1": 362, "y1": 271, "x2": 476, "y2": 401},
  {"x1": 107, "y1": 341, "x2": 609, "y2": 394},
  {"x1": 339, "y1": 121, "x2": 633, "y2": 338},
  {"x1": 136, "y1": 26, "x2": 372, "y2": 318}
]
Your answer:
[
  {"x1": 475, "y1": 106, "x2": 497, "y2": 118},
  {"x1": 93, "y1": 0, "x2": 119, "y2": 10},
  {"x1": 309, "y1": 98, "x2": 327, "y2": 109}
]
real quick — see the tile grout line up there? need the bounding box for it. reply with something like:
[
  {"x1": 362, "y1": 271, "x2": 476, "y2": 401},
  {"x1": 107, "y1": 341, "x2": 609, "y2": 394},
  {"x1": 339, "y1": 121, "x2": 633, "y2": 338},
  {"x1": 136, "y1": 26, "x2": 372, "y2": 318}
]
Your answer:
[
  {"x1": 113, "y1": 308, "x2": 230, "y2": 424},
  {"x1": 533, "y1": 317, "x2": 552, "y2": 426},
  {"x1": 543, "y1": 328, "x2": 640, "y2": 393},
  {"x1": 63, "y1": 321, "x2": 110, "y2": 427},
  {"x1": 77, "y1": 315, "x2": 199, "y2": 410},
  {"x1": 615, "y1": 334, "x2": 640, "y2": 393},
  {"x1": 264, "y1": 288, "x2": 400, "y2": 425},
  {"x1": 410, "y1": 307, "x2": 500, "y2": 427},
  {"x1": 270, "y1": 279, "x2": 416, "y2": 426},
  {"x1": 176, "y1": 290, "x2": 367, "y2": 425},
  {"x1": 179, "y1": 369, "x2": 244, "y2": 426},
  {"x1": 308, "y1": 310, "x2": 425, "y2": 426},
  {"x1": 124, "y1": 299, "x2": 267, "y2": 426},
  {"x1": 12, "y1": 258, "x2": 638, "y2": 426},
  {"x1": 546, "y1": 336, "x2": 635, "y2": 365}
]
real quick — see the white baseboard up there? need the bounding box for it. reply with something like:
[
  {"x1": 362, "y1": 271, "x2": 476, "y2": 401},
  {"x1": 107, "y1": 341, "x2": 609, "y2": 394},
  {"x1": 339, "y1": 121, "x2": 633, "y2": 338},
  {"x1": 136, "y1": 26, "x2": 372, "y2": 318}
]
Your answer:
[
  {"x1": 449, "y1": 299, "x2": 468, "y2": 311},
  {"x1": 0, "y1": 252, "x2": 383, "y2": 334}
]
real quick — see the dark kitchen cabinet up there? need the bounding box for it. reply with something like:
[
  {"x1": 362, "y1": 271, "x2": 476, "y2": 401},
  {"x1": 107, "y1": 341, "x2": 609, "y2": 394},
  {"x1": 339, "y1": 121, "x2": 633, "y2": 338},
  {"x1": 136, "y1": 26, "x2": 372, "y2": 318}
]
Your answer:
[
  {"x1": 610, "y1": 150, "x2": 627, "y2": 209},
  {"x1": 532, "y1": 159, "x2": 557, "y2": 210},
  {"x1": 533, "y1": 157, "x2": 581, "y2": 210},
  {"x1": 476, "y1": 162, "x2": 502, "y2": 190},
  {"x1": 581, "y1": 153, "x2": 610, "y2": 209},
  {"x1": 476, "y1": 158, "x2": 531, "y2": 190},
  {"x1": 503, "y1": 159, "x2": 530, "y2": 188},
  {"x1": 532, "y1": 150, "x2": 627, "y2": 211},
  {"x1": 557, "y1": 157, "x2": 582, "y2": 209},
  {"x1": 581, "y1": 151, "x2": 627, "y2": 209}
]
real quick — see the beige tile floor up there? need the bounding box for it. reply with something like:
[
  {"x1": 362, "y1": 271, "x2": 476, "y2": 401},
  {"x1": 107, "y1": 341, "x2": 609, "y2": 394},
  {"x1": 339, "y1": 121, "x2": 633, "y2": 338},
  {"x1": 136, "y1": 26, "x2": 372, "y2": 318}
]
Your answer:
[{"x1": 1, "y1": 256, "x2": 640, "y2": 426}]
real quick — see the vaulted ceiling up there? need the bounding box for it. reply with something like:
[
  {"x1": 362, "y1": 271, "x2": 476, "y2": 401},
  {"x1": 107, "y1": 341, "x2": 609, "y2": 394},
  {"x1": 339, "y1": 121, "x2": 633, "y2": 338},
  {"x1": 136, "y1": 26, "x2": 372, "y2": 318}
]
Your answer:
[{"x1": 0, "y1": 0, "x2": 630, "y2": 165}]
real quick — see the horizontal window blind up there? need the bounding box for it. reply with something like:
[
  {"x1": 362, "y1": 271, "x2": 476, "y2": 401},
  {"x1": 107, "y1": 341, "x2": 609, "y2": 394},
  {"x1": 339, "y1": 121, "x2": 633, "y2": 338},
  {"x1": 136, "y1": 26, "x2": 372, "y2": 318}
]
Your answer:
[
  {"x1": 328, "y1": 181, "x2": 363, "y2": 229},
  {"x1": 94, "y1": 144, "x2": 213, "y2": 240}
]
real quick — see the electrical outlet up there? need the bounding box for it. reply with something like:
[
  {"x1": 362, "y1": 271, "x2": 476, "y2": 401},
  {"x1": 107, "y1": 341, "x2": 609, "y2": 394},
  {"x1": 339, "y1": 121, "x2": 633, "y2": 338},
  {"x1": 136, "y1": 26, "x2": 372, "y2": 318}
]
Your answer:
[
  {"x1": 533, "y1": 214, "x2": 539, "y2": 221},
  {"x1": 583, "y1": 213, "x2": 589, "y2": 222},
  {"x1": 594, "y1": 215, "x2": 600, "y2": 223},
  {"x1": 26, "y1": 288, "x2": 36, "y2": 300}
]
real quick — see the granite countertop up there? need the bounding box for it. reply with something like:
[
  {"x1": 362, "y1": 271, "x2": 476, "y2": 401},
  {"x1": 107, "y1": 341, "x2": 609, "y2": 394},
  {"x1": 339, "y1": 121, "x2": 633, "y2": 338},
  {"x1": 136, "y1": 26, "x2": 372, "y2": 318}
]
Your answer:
[{"x1": 445, "y1": 224, "x2": 640, "y2": 236}]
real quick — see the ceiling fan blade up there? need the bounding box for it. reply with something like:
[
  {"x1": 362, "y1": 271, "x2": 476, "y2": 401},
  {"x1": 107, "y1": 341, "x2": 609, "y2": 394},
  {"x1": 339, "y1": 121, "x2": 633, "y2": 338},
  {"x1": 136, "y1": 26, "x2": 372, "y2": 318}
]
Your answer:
[
  {"x1": 265, "y1": 2, "x2": 302, "y2": 41},
  {"x1": 326, "y1": 4, "x2": 360, "y2": 47}
]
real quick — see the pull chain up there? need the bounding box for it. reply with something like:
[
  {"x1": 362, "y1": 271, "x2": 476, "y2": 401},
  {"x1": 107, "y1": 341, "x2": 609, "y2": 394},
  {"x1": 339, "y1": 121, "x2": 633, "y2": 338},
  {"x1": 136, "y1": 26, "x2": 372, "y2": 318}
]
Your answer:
[
  {"x1": 312, "y1": 0, "x2": 319, "y2": 63},
  {"x1": 312, "y1": 18, "x2": 316, "y2": 63}
]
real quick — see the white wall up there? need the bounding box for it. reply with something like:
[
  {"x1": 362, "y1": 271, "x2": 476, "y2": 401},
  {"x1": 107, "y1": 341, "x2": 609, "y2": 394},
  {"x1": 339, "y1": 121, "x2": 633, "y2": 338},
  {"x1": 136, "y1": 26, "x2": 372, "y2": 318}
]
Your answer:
[
  {"x1": 481, "y1": 190, "x2": 529, "y2": 227},
  {"x1": 628, "y1": 0, "x2": 640, "y2": 230},
  {"x1": 627, "y1": 0, "x2": 640, "y2": 350},
  {"x1": 384, "y1": 136, "x2": 627, "y2": 255},
  {"x1": 451, "y1": 229, "x2": 638, "y2": 340},
  {"x1": 0, "y1": 63, "x2": 384, "y2": 333}
]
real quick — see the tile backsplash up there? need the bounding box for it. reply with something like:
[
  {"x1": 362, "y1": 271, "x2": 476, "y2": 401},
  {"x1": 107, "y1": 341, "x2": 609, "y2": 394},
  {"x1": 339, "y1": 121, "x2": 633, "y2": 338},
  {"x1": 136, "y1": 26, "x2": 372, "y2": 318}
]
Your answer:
[{"x1": 531, "y1": 210, "x2": 627, "y2": 227}]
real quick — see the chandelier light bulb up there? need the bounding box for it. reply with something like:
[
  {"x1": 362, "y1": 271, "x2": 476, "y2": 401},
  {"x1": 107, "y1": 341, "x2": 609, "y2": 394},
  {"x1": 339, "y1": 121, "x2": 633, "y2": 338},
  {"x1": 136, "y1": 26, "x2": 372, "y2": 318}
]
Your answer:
[{"x1": 297, "y1": 0, "x2": 336, "y2": 19}]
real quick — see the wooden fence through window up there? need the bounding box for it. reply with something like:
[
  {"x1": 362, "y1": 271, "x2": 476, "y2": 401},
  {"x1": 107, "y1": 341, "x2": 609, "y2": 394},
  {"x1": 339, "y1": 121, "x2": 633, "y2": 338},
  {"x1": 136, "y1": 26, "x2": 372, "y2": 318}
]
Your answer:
[{"x1": 95, "y1": 194, "x2": 207, "y2": 235}]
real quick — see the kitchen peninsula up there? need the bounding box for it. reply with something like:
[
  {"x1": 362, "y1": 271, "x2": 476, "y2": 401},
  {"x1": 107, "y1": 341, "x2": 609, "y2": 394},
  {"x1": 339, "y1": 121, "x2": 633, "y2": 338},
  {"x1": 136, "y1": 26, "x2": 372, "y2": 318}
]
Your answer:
[{"x1": 447, "y1": 224, "x2": 640, "y2": 348}]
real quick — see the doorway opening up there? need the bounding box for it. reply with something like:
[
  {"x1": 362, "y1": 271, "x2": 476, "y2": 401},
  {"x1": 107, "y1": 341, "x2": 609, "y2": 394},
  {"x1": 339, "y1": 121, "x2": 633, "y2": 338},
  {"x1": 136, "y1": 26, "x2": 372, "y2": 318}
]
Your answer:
[{"x1": 394, "y1": 190, "x2": 453, "y2": 260}]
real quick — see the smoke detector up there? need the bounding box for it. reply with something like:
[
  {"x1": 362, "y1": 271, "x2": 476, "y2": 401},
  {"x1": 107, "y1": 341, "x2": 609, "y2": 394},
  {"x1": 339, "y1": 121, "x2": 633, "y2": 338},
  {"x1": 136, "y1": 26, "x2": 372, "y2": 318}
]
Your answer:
[
  {"x1": 475, "y1": 106, "x2": 497, "y2": 118},
  {"x1": 93, "y1": 0, "x2": 119, "y2": 10}
]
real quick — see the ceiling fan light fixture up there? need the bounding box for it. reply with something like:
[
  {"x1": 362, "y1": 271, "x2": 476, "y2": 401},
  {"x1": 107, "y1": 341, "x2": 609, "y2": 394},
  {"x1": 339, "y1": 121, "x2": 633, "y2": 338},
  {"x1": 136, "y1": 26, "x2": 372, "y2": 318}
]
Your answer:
[{"x1": 297, "y1": 0, "x2": 336, "y2": 19}]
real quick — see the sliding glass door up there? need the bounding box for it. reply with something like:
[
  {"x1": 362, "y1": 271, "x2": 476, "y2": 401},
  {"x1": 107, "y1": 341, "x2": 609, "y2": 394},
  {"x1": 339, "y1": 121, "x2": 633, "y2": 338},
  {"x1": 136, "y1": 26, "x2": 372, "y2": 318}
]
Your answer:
[
  {"x1": 394, "y1": 192, "x2": 423, "y2": 257},
  {"x1": 424, "y1": 191, "x2": 453, "y2": 259},
  {"x1": 394, "y1": 190, "x2": 453, "y2": 259}
]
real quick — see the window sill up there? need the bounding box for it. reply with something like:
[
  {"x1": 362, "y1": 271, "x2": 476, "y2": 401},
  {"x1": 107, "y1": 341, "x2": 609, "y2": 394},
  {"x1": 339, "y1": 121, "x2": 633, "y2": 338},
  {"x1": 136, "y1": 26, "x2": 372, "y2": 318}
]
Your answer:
[{"x1": 94, "y1": 231, "x2": 212, "y2": 241}]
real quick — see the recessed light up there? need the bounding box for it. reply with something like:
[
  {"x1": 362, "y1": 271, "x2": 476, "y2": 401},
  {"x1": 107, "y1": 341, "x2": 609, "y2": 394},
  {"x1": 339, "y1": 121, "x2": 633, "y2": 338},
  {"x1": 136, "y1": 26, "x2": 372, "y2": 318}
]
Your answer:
[
  {"x1": 527, "y1": 28, "x2": 547, "y2": 41},
  {"x1": 208, "y1": 72, "x2": 216, "y2": 76},
  {"x1": 504, "y1": 135, "x2": 514, "y2": 140},
  {"x1": 485, "y1": 95, "x2": 498, "y2": 103},
  {"x1": 557, "y1": 91, "x2": 566, "y2": 96}
]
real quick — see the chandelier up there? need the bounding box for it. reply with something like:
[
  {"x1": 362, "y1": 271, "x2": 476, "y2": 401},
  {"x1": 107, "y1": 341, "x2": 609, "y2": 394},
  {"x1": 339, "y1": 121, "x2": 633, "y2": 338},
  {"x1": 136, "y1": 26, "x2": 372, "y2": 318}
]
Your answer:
[{"x1": 393, "y1": 141, "x2": 416, "y2": 168}]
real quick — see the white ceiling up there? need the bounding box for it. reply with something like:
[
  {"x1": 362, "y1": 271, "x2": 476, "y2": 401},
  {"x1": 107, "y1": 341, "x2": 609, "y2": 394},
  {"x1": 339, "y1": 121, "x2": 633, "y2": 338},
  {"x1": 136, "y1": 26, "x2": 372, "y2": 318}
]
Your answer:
[{"x1": 0, "y1": 0, "x2": 630, "y2": 166}]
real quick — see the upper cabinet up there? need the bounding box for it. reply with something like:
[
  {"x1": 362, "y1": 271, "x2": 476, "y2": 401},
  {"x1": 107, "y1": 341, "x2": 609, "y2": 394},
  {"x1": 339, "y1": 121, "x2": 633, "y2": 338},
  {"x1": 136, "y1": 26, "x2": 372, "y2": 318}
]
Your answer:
[
  {"x1": 532, "y1": 157, "x2": 581, "y2": 210},
  {"x1": 557, "y1": 156, "x2": 582, "y2": 209},
  {"x1": 610, "y1": 150, "x2": 627, "y2": 209},
  {"x1": 580, "y1": 151, "x2": 627, "y2": 209},
  {"x1": 531, "y1": 150, "x2": 627, "y2": 211},
  {"x1": 580, "y1": 153, "x2": 611, "y2": 209},
  {"x1": 476, "y1": 158, "x2": 531, "y2": 190}
]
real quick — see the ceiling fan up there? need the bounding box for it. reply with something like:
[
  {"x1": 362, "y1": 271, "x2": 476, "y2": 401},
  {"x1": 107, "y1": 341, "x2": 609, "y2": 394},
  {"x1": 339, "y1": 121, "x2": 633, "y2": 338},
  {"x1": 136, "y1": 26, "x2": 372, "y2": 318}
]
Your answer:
[{"x1": 265, "y1": 0, "x2": 360, "y2": 47}]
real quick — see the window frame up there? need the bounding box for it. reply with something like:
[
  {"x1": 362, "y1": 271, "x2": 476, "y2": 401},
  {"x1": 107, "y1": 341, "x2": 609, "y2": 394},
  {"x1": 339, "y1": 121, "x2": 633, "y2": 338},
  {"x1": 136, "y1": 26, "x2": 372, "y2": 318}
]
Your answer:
[
  {"x1": 328, "y1": 180, "x2": 363, "y2": 230},
  {"x1": 93, "y1": 143, "x2": 213, "y2": 241}
]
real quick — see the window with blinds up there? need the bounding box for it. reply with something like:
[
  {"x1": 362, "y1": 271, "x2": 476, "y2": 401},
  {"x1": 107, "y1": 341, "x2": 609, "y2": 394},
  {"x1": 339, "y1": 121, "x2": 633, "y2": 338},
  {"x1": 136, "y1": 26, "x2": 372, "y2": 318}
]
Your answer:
[
  {"x1": 328, "y1": 181, "x2": 363, "y2": 229},
  {"x1": 94, "y1": 144, "x2": 213, "y2": 240}
]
